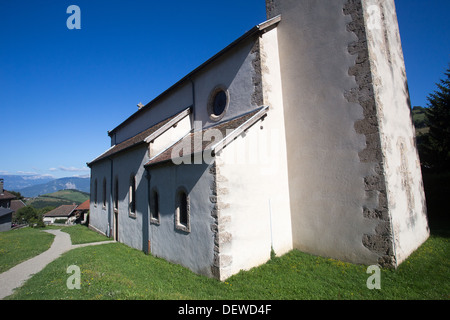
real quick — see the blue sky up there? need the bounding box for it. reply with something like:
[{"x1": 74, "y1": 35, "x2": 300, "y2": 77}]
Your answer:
[{"x1": 0, "y1": 0, "x2": 449, "y2": 179}]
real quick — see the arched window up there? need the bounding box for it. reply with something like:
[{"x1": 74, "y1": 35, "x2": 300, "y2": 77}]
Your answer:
[
  {"x1": 175, "y1": 187, "x2": 190, "y2": 232},
  {"x1": 129, "y1": 175, "x2": 136, "y2": 216},
  {"x1": 93, "y1": 179, "x2": 98, "y2": 207},
  {"x1": 102, "y1": 178, "x2": 107, "y2": 208},
  {"x1": 114, "y1": 177, "x2": 119, "y2": 212},
  {"x1": 150, "y1": 188, "x2": 160, "y2": 224}
]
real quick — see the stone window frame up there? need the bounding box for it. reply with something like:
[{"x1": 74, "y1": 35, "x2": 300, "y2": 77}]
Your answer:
[
  {"x1": 207, "y1": 85, "x2": 230, "y2": 122},
  {"x1": 174, "y1": 186, "x2": 190, "y2": 233},
  {"x1": 150, "y1": 187, "x2": 160, "y2": 225},
  {"x1": 128, "y1": 174, "x2": 137, "y2": 218}
]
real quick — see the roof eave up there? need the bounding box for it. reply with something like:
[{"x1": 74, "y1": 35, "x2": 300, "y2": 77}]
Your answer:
[
  {"x1": 144, "y1": 106, "x2": 270, "y2": 168},
  {"x1": 88, "y1": 107, "x2": 192, "y2": 167},
  {"x1": 211, "y1": 105, "x2": 269, "y2": 155},
  {"x1": 107, "y1": 15, "x2": 281, "y2": 136}
]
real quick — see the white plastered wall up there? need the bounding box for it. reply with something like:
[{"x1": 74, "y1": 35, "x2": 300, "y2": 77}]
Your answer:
[
  {"x1": 215, "y1": 27, "x2": 292, "y2": 279},
  {"x1": 268, "y1": 0, "x2": 429, "y2": 266},
  {"x1": 362, "y1": 0, "x2": 429, "y2": 264},
  {"x1": 270, "y1": 0, "x2": 380, "y2": 264},
  {"x1": 149, "y1": 114, "x2": 192, "y2": 158},
  {"x1": 260, "y1": 26, "x2": 293, "y2": 257}
]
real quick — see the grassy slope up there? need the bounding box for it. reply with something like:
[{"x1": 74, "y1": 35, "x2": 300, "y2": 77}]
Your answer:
[
  {"x1": 0, "y1": 228, "x2": 55, "y2": 273},
  {"x1": 26, "y1": 189, "x2": 89, "y2": 209},
  {"x1": 60, "y1": 225, "x2": 110, "y2": 245},
  {"x1": 412, "y1": 106, "x2": 430, "y2": 135},
  {"x1": 3, "y1": 226, "x2": 449, "y2": 300}
]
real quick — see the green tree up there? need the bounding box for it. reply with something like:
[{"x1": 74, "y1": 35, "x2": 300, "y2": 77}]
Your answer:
[
  {"x1": 9, "y1": 191, "x2": 24, "y2": 200},
  {"x1": 419, "y1": 65, "x2": 450, "y2": 172},
  {"x1": 14, "y1": 206, "x2": 45, "y2": 228}
]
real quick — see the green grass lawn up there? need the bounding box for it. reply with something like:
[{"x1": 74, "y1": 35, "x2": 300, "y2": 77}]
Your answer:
[
  {"x1": 0, "y1": 227, "x2": 55, "y2": 273},
  {"x1": 0, "y1": 225, "x2": 108, "y2": 274},
  {"x1": 2, "y1": 225, "x2": 449, "y2": 300},
  {"x1": 60, "y1": 224, "x2": 110, "y2": 245}
]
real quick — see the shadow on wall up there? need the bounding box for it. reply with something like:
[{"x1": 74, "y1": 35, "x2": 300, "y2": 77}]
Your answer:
[{"x1": 144, "y1": 162, "x2": 212, "y2": 253}]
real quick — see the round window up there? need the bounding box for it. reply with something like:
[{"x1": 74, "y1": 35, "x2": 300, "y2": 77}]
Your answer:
[
  {"x1": 213, "y1": 90, "x2": 227, "y2": 116},
  {"x1": 208, "y1": 86, "x2": 229, "y2": 121}
]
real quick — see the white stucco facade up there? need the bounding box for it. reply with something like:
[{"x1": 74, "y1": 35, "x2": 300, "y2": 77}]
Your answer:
[
  {"x1": 88, "y1": 0, "x2": 428, "y2": 280},
  {"x1": 266, "y1": 0, "x2": 429, "y2": 266},
  {"x1": 360, "y1": 0, "x2": 429, "y2": 264}
]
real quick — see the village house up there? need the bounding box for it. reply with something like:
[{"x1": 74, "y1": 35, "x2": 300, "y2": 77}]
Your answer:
[
  {"x1": 0, "y1": 179, "x2": 15, "y2": 209},
  {"x1": 0, "y1": 208, "x2": 13, "y2": 232},
  {"x1": 87, "y1": 0, "x2": 429, "y2": 280},
  {"x1": 0, "y1": 178, "x2": 16, "y2": 231},
  {"x1": 10, "y1": 199, "x2": 26, "y2": 214},
  {"x1": 43, "y1": 200, "x2": 90, "y2": 225},
  {"x1": 43, "y1": 204, "x2": 78, "y2": 225},
  {"x1": 0, "y1": 178, "x2": 27, "y2": 231},
  {"x1": 72, "y1": 199, "x2": 90, "y2": 224}
]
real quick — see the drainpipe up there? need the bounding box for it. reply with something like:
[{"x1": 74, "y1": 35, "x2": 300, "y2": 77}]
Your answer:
[
  {"x1": 145, "y1": 169, "x2": 151, "y2": 254},
  {"x1": 188, "y1": 77, "x2": 196, "y2": 129},
  {"x1": 109, "y1": 157, "x2": 114, "y2": 239},
  {"x1": 269, "y1": 198, "x2": 274, "y2": 255}
]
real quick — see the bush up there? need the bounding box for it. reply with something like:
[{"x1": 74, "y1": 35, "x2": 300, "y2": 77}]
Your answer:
[{"x1": 14, "y1": 206, "x2": 45, "y2": 228}]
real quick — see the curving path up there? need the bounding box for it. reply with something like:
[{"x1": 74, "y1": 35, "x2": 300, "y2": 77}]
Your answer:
[{"x1": 0, "y1": 229, "x2": 114, "y2": 299}]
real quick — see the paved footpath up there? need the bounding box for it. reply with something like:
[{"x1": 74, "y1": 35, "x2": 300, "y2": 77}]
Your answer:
[{"x1": 0, "y1": 229, "x2": 114, "y2": 299}]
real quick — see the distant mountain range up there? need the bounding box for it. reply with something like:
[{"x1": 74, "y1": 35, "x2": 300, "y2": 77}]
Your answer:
[{"x1": 1, "y1": 174, "x2": 90, "y2": 197}]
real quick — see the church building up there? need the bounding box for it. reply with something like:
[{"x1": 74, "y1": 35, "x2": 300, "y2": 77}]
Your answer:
[{"x1": 88, "y1": 0, "x2": 429, "y2": 280}]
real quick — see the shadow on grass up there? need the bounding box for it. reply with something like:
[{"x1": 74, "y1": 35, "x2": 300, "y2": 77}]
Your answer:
[{"x1": 423, "y1": 172, "x2": 450, "y2": 238}]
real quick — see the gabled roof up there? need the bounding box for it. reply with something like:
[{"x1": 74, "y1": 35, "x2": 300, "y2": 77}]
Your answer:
[
  {"x1": 44, "y1": 204, "x2": 77, "y2": 218},
  {"x1": 107, "y1": 15, "x2": 281, "y2": 136},
  {"x1": 0, "y1": 190, "x2": 16, "y2": 201},
  {"x1": 10, "y1": 200, "x2": 26, "y2": 213},
  {"x1": 145, "y1": 106, "x2": 269, "y2": 168},
  {"x1": 75, "y1": 199, "x2": 90, "y2": 211},
  {"x1": 88, "y1": 107, "x2": 191, "y2": 167}
]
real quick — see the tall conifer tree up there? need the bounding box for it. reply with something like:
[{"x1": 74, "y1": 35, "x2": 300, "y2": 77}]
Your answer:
[{"x1": 420, "y1": 65, "x2": 450, "y2": 172}]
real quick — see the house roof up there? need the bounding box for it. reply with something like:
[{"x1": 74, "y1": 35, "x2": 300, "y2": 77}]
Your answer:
[
  {"x1": 75, "y1": 199, "x2": 90, "y2": 211},
  {"x1": 144, "y1": 106, "x2": 269, "y2": 168},
  {"x1": 10, "y1": 200, "x2": 26, "y2": 213},
  {"x1": 88, "y1": 107, "x2": 191, "y2": 167},
  {"x1": 44, "y1": 204, "x2": 77, "y2": 218},
  {"x1": 0, "y1": 207, "x2": 13, "y2": 218},
  {"x1": 0, "y1": 190, "x2": 16, "y2": 201},
  {"x1": 107, "y1": 15, "x2": 281, "y2": 136}
]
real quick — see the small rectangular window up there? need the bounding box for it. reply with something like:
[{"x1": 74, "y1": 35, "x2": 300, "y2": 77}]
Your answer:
[
  {"x1": 175, "y1": 188, "x2": 190, "y2": 232},
  {"x1": 150, "y1": 189, "x2": 160, "y2": 224},
  {"x1": 114, "y1": 178, "x2": 119, "y2": 211},
  {"x1": 129, "y1": 175, "x2": 136, "y2": 216},
  {"x1": 102, "y1": 178, "x2": 107, "y2": 208},
  {"x1": 179, "y1": 192, "x2": 188, "y2": 226},
  {"x1": 94, "y1": 179, "x2": 98, "y2": 207}
]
